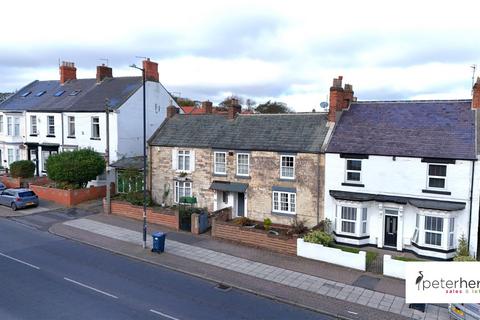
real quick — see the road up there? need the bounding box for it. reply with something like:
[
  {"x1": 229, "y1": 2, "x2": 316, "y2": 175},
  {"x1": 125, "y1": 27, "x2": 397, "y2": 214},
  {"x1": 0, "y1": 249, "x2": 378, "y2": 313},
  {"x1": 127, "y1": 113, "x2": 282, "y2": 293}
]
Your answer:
[{"x1": 0, "y1": 217, "x2": 330, "y2": 320}]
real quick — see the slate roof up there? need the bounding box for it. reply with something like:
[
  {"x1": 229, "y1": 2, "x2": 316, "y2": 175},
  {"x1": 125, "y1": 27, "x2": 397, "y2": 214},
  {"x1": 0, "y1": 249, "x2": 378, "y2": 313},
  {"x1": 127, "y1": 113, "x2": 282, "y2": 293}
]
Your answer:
[
  {"x1": 0, "y1": 77, "x2": 142, "y2": 112},
  {"x1": 326, "y1": 100, "x2": 476, "y2": 160},
  {"x1": 329, "y1": 190, "x2": 465, "y2": 211},
  {"x1": 149, "y1": 113, "x2": 330, "y2": 153},
  {"x1": 110, "y1": 156, "x2": 144, "y2": 170}
]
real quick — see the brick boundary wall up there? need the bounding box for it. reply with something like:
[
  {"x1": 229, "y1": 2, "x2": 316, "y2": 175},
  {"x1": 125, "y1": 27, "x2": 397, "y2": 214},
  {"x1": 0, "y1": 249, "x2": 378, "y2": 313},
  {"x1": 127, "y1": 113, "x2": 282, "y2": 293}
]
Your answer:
[
  {"x1": 30, "y1": 184, "x2": 106, "y2": 207},
  {"x1": 1, "y1": 175, "x2": 50, "y2": 188},
  {"x1": 212, "y1": 218, "x2": 297, "y2": 255},
  {"x1": 105, "y1": 199, "x2": 179, "y2": 231}
]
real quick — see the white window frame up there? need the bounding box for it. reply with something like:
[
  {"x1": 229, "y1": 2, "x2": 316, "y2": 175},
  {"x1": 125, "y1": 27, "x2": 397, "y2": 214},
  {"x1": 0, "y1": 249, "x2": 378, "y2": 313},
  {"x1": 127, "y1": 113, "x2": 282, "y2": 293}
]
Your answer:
[
  {"x1": 424, "y1": 215, "x2": 443, "y2": 247},
  {"x1": 14, "y1": 117, "x2": 20, "y2": 137},
  {"x1": 7, "y1": 148, "x2": 13, "y2": 164},
  {"x1": 272, "y1": 191, "x2": 296, "y2": 214},
  {"x1": 280, "y1": 155, "x2": 295, "y2": 179},
  {"x1": 361, "y1": 207, "x2": 368, "y2": 234},
  {"x1": 345, "y1": 159, "x2": 362, "y2": 183},
  {"x1": 30, "y1": 115, "x2": 38, "y2": 135},
  {"x1": 7, "y1": 117, "x2": 12, "y2": 136},
  {"x1": 448, "y1": 218, "x2": 455, "y2": 248},
  {"x1": 174, "y1": 180, "x2": 192, "y2": 203},
  {"x1": 214, "y1": 152, "x2": 226, "y2": 175},
  {"x1": 91, "y1": 116, "x2": 100, "y2": 139},
  {"x1": 236, "y1": 153, "x2": 250, "y2": 176},
  {"x1": 15, "y1": 149, "x2": 20, "y2": 161},
  {"x1": 340, "y1": 206, "x2": 357, "y2": 234},
  {"x1": 177, "y1": 150, "x2": 191, "y2": 172},
  {"x1": 47, "y1": 116, "x2": 55, "y2": 136},
  {"x1": 68, "y1": 116, "x2": 75, "y2": 137},
  {"x1": 427, "y1": 163, "x2": 447, "y2": 190},
  {"x1": 0, "y1": 115, "x2": 3, "y2": 133}
]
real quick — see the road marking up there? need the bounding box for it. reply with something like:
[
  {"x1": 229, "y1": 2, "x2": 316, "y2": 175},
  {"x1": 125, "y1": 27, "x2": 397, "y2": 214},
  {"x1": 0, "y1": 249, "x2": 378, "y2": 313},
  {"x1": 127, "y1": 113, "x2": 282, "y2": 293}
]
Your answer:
[
  {"x1": 150, "y1": 309, "x2": 181, "y2": 320},
  {"x1": 0, "y1": 252, "x2": 40, "y2": 270},
  {"x1": 347, "y1": 310, "x2": 359, "y2": 315},
  {"x1": 64, "y1": 277, "x2": 118, "y2": 299}
]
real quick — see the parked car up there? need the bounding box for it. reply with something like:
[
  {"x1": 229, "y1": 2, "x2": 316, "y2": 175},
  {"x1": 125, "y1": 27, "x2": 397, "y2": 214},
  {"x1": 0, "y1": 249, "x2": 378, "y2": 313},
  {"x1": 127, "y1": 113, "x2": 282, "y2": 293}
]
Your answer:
[
  {"x1": 0, "y1": 182, "x2": 6, "y2": 191},
  {"x1": 450, "y1": 304, "x2": 480, "y2": 319},
  {"x1": 0, "y1": 188, "x2": 39, "y2": 211}
]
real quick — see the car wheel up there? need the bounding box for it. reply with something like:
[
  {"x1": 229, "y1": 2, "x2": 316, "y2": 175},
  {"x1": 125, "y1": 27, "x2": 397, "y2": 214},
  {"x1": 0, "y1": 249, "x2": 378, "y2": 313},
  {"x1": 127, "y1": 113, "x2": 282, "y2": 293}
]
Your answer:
[{"x1": 11, "y1": 203, "x2": 17, "y2": 211}]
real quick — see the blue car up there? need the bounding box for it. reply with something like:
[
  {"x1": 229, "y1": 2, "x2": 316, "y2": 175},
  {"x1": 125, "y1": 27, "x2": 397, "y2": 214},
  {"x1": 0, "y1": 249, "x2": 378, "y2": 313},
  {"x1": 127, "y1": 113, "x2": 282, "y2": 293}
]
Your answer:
[
  {"x1": 0, "y1": 188, "x2": 39, "y2": 211},
  {"x1": 0, "y1": 183, "x2": 5, "y2": 191}
]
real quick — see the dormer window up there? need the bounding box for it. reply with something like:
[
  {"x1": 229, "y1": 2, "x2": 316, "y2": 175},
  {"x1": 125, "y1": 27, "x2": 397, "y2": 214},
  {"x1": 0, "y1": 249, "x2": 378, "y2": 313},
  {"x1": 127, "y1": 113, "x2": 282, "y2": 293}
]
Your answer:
[
  {"x1": 345, "y1": 159, "x2": 362, "y2": 183},
  {"x1": 427, "y1": 164, "x2": 447, "y2": 189}
]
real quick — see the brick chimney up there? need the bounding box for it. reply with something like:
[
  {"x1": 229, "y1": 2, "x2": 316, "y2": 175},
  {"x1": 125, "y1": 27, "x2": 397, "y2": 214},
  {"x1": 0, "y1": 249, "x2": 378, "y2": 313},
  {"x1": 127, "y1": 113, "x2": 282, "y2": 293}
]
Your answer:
[
  {"x1": 327, "y1": 76, "x2": 354, "y2": 122},
  {"x1": 228, "y1": 99, "x2": 241, "y2": 119},
  {"x1": 59, "y1": 61, "x2": 77, "y2": 84},
  {"x1": 473, "y1": 77, "x2": 480, "y2": 109},
  {"x1": 142, "y1": 58, "x2": 159, "y2": 82},
  {"x1": 96, "y1": 64, "x2": 112, "y2": 83},
  {"x1": 167, "y1": 104, "x2": 179, "y2": 118},
  {"x1": 202, "y1": 101, "x2": 213, "y2": 114}
]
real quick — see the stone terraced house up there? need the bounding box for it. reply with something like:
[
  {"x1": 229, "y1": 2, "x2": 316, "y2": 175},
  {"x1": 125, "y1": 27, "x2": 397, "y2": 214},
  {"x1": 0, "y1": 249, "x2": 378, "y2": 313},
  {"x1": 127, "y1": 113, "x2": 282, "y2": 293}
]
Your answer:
[{"x1": 148, "y1": 104, "x2": 334, "y2": 227}]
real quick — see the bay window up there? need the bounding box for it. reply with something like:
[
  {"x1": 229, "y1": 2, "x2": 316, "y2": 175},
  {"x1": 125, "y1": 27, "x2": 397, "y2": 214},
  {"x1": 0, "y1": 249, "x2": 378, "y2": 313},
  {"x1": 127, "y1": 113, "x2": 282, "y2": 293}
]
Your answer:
[
  {"x1": 424, "y1": 216, "x2": 443, "y2": 246},
  {"x1": 341, "y1": 207, "x2": 357, "y2": 234},
  {"x1": 335, "y1": 205, "x2": 369, "y2": 238}
]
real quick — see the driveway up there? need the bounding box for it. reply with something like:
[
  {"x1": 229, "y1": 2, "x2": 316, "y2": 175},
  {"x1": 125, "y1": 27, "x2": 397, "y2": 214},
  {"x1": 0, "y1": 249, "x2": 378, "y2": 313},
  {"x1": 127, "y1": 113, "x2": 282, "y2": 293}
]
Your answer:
[{"x1": 0, "y1": 200, "x2": 61, "y2": 218}]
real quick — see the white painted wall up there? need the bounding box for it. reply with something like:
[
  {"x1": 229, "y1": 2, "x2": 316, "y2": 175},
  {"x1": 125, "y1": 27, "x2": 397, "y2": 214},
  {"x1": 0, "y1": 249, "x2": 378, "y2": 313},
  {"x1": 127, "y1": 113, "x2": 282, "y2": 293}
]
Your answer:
[
  {"x1": 383, "y1": 255, "x2": 406, "y2": 279},
  {"x1": 297, "y1": 238, "x2": 366, "y2": 271},
  {"x1": 324, "y1": 153, "x2": 475, "y2": 259},
  {"x1": 0, "y1": 111, "x2": 26, "y2": 167}
]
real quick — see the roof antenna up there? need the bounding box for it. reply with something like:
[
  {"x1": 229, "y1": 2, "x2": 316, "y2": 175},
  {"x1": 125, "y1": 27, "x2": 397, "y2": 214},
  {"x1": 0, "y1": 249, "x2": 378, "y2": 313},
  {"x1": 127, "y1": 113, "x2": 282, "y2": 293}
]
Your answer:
[
  {"x1": 471, "y1": 64, "x2": 477, "y2": 89},
  {"x1": 99, "y1": 58, "x2": 109, "y2": 66}
]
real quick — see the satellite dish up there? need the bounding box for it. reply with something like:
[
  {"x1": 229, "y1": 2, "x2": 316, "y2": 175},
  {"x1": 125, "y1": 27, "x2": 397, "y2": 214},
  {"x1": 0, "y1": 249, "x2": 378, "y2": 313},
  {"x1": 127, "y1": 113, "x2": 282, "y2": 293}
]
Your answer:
[{"x1": 320, "y1": 102, "x2": 328, "y2": 109}]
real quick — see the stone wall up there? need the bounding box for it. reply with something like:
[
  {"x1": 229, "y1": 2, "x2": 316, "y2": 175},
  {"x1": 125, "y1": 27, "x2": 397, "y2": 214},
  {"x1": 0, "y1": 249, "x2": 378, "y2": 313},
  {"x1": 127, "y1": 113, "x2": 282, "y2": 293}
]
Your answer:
[{"x1": 150, "y1": 146, "x2": 325, "y2": 227}]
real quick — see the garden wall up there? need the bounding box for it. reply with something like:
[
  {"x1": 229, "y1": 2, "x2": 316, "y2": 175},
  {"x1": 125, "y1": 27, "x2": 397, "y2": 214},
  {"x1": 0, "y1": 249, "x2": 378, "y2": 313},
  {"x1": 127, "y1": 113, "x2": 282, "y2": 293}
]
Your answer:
[
  {"x1": 30, "y1": 184, "x2": 106, "y2": 206},
  {"x1": 211, "y1": 218, "x2": 297, "y2": 255},
  {"x1": 105, "y1": 199, "x2": 179, "y2": 231},
  {"x1": 383, "y1": 255, "x2": 406, "y2": 279},
  {"x1": 1, "y1": 175, "x2": 49, "y2": 188},
  {"x1": 297, "y1": 238, "x2": 366, "y2": 271}
]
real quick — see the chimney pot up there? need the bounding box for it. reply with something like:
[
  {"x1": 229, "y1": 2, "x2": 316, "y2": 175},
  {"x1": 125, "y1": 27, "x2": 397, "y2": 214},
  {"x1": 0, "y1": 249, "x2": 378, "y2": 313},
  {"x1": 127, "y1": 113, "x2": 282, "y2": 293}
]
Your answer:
[
  {"x1": 473, "y1": 77, "x2": 480, "y2": 109},
  {"x1": 228, "y1": 104, "x2": 241, "y2": 119},
  {"x1": 167, "y1": 105, "x2": 179, "y2": 118},
  {"x1": 96, "y1": 65, "x2": 113, "y2": 83},
  {"x1": 142, "y1": 59, "x2": 159, "y2": 82},
  {"x1": 59, "y1": 61, "x2": 77, "y2": 84}
]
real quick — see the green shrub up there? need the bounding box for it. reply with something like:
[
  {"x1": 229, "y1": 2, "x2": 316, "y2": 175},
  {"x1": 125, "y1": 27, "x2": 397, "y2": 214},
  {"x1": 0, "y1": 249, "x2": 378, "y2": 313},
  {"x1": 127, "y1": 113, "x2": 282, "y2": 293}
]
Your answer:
[
  {"x1": 453, "y1": 255, "x2": 477, "y2": 262},
  {"x1": 331, "y1": 243, "x2": 360, "y2": 253},
  {"x1": 287, "y1": 219, "x2": 308, "y2": 235},
  {"x1": 46, "y1": 149, "x2": 105, "y2": 188},
  {"x1": 124, "y1": 191, "x2": 153, "y2": 207},
  {"x1": 263, "y1": 218, "x2": 272, "y2": 231},
  {"x1": 234, "y1": 217, "x2": 254, "y2": 226},
  {"x1": 10, "y1": 160, "x2": 35, "y2": 178},
  {"x1": 456, "y1": 234, "x2": 470, "y2": 256},
  {"x1": 304, "y1": 230, "x2": 333, "y2": 246},
  {"x1": 366, "y1": 251, "x2": 378, "y2": 265}
]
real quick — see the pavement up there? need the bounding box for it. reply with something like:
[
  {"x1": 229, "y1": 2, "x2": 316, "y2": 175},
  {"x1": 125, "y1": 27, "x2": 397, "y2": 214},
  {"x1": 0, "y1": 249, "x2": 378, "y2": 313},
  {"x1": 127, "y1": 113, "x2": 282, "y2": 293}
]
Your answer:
[
  {"x1": 0, "y1": 218, "x2": 325, "y2": 320},
  {"x1": 0, "y1": 199, "x2": 61, "y2": 218},
  {"x1": 49, "y1": 212, "x2": 453, "y2": 320}
]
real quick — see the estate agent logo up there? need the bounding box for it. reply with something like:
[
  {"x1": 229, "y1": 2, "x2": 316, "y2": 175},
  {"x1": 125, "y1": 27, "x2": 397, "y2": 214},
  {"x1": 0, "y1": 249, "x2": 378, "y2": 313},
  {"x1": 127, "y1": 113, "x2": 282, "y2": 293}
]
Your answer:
[{"x1": 406, "y1": 262, "x2": 480, "y2": 303}]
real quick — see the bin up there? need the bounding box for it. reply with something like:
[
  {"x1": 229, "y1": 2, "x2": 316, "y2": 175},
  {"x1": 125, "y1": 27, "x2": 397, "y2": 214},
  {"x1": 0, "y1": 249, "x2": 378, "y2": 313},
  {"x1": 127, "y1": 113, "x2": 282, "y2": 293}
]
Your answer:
[{"x1": 151, "y1": 232, "x2": 166, "y2": 253}]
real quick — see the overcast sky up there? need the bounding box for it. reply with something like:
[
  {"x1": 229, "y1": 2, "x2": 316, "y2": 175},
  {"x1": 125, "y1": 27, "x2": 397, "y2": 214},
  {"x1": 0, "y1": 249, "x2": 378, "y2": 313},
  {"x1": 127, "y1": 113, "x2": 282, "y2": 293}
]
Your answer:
[{"x1": 1, "y1": 0, "x2": 479, "y2": 111}]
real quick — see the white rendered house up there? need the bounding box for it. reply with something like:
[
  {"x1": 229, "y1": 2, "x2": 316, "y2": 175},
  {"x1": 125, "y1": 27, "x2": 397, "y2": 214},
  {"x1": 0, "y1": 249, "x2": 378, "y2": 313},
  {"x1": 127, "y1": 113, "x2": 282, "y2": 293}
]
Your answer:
[
  {"x1": 323, "y1": 77, "x2": 480, "y2": 260},
  {"x1": 0, "y1": 60, "x2": 179, "y2": 178}
]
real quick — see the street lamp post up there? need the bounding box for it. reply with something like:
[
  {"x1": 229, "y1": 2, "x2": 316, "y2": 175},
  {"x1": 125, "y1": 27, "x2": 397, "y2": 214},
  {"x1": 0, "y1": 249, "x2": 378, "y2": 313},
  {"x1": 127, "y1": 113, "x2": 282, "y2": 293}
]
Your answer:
[{"x1": 130, "y1": 61, "x2": 148, "y2": 249}]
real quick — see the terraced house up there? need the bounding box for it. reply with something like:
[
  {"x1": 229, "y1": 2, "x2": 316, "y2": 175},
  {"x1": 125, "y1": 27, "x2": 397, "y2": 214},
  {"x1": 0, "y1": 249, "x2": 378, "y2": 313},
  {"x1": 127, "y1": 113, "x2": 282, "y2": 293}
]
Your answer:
[
  {"x1": 0, "y1": 59, "x2": 178, "y2": 181},
  {"x1": 324, "y1": 76, "x2": 480, "y2": 260},
  {"x1": 148, "y1": 103, "x2": 334, "y2": 227}
]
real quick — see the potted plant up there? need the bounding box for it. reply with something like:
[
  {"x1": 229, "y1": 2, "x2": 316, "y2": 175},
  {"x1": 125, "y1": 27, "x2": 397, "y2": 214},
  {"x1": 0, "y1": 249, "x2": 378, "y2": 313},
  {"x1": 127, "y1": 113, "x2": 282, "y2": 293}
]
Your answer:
[{"x1": 263, "y1": 218, "x2": 272, "y2": 231}]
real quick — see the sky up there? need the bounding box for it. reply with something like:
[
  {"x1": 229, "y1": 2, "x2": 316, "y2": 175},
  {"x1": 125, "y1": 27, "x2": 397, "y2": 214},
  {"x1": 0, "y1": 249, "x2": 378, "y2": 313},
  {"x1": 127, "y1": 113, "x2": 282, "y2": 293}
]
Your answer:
[{"x1": 0, "y1": 0, "x2": 479, "y2": 112}]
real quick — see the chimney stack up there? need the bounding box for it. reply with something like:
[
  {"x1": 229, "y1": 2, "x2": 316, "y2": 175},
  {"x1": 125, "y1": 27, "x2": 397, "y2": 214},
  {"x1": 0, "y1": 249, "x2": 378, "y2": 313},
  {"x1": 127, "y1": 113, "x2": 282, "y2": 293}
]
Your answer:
[
  {"x1": 202, "y1": 101, "x2": 213, "y2": 114},
  {"x1": 328, "y1": 76, "x2": 354, "y2": 122},
  {"x1": 142, "y1": 58, "x2": 159, "y2": 82},
  {"x1": 59, "y1": 61, "x2": 77, "y2": 84},
  {"x1": 228, "y1": 99, "x2": 241, "y2": 119},
  {"x1": 167, "y1": 104, "x2": 179, "y2": 118},
  {"x1": 96, "y1": 64, "x2": 113, "y2": 83},
  {"x1": 473, "y1": 77, "x2": 480, "y2": 109}
]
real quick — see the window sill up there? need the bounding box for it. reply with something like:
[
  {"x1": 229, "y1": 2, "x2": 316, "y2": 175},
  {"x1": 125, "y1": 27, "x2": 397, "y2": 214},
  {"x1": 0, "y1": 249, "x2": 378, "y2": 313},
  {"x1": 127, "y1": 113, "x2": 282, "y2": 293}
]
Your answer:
[
  {"x1": 213, "y1": 173, "x2": 227, "y2": 177},
  {"x1": 342, "y1": 182, "x2": 365, "y2": 187},
  {"x1": 271, "y1": 211, "x2": 296, "y2": 217},
  {"x1": 46, "y1": 135, "x2": 55, "y2": 138},
  {"x1": 422, "y1": 189, "x2": 451, "y2": 195},
  {"x1": 235, "y1": 175, "x2": 251, "y2": 179},
  {"x1": 29, "y1": 134, "x2": 38, "y2": 137},
  {"x1": 90, "y1": 137, "x2": 101, "y2": 141},
  {"x1": 67, "y1": 136, "x2": 76, "y2": 139}
]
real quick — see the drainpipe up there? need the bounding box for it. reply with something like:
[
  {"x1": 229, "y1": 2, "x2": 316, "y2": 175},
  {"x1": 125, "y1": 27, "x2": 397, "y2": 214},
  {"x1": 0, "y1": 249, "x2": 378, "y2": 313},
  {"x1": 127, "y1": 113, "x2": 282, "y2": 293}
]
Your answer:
[
  {"x1": 61, "y1": 113, "x2": 64, "y2": 150},
  {"x1": 468, "y1": 160, "x2": 475, "y2": 255},
  {"x1": 316, "y1": 153, "x2": 321, "y2": 225}
]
